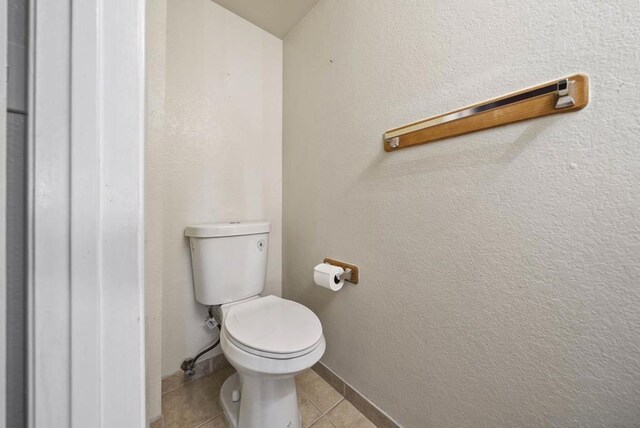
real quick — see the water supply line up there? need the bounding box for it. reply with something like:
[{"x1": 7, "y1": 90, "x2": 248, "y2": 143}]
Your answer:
[{"x1": 181, "y1": 306, "x2": 221, "y2": 375}]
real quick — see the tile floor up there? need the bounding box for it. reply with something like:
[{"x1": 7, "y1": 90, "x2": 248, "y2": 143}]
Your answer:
[{"x1": 160, "y1": 365, "x2": 376, "y2": 428}]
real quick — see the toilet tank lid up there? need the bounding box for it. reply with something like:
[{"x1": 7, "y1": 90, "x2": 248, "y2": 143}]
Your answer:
[{"x1": 185, "y1": 221, "x2": 270, "y2": 238}]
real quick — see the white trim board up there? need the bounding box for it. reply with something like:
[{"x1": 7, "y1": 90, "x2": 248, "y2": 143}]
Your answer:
[{"x1": 28, "y1": 0, "x2": 145, "y2": 426}]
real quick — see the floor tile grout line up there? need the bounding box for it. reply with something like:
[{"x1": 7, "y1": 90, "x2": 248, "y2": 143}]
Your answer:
[
  {"x1": 194, "y1": 412, "x2": 224, "y2": 428},
  {"x1": 296, "y1": 375, "x2": 345, "y2": 427},
  {"x1": 301, "y1": 391, "x2": 342, "y2": 417},
  {"x1": 162, "y1": 362, "x2": 232, "y2": 392},
  {"x1": 322, "y1": 397, "x2": 344, "y2": 417},
  {"x1": 162, "y1": 369, "x2": 215, "y2": 396},
  {"x1": 296, "y1": 373, "x2": 345, "y2": 416},
  {"x1": 312, "y1": 367, "x2": 391, "y2": 427},
  {"x1": 296, "y1": 386, "x2": 317, "y2": 403},
  {"x1": 162, "y1": 382, "x2": 188, "y2": 396},
  {"x1": 162, "y1": 371, "x2": 217, "y2": 396},
  {"x1": 296, "y1": 385, "x2": 324, "y2": 427},
  {"x1": 162, "y1": 378, "x2": 192, "y2": 396},
  {"x1": 162, "y1": 368, "x2": 359, "y2": 428},
  {"x1": 311, "y1": 416, "x2": 337, "y2": 428},
  {"x1": 307, "y1": 413, "x2": 323, "y2": 427}
]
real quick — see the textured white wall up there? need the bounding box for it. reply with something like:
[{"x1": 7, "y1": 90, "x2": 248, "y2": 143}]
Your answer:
[
  {"x1": 283, "y1": 1, "x2": 640, "y2": 426},
  {"x1": 154, "y1": 0, "x2": 283, "y2": 378}
]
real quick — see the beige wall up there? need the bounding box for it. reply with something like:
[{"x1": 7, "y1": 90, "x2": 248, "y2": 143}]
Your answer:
[
  {"x1": 283, "y1": 1, "x2": 640, "y2": 426},
  {"x1": 161, "y1": 0, "x2": 282, "y2": 377},
  {"x1": 145, "y1": 0, "x2": 283, "y2": 419},
  {"x1": 145, "y1": 0, "x2": 167, "y2": 420}
]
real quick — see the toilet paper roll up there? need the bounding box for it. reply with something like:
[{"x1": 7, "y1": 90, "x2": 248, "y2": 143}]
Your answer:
[{"x1": 313, "y1": 263, "x2": 344, "y2": 291}]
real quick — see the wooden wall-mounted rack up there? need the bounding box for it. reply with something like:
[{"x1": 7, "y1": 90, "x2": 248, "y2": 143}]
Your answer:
[
  {"x1": 323, "y1": 258, "x2": 359, "y2": 284},
  {"x1": 383, "y1": 74, "x2": 589, "y2": 152}
]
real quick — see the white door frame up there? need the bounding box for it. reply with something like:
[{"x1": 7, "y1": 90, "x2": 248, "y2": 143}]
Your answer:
[{"x1": 28, "y1": 0, "x2": 146, "y2": 426}]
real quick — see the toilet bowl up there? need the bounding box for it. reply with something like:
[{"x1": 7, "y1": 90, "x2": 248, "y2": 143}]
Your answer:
[
  {"x1": 185, "y1": 222, "x2": 325, "y2": 428},
  {"x1": 218, "y1": 296, "x2": 325, "y2": 427}
]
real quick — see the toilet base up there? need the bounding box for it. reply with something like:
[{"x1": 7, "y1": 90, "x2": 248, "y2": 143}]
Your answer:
[
  {"x1": 220, "y1": 372, "x2": 301, "y2": 428},
  {"x1": 220, "y1": 373, "x2": 242, "y2": 427}
]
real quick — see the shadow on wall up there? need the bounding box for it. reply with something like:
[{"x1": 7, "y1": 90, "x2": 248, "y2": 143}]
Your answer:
[{"x1": 357, "y1": 117, "x2": 560, "y2": 186}]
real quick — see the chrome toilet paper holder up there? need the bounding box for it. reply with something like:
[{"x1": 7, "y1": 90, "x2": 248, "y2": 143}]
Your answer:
[
  {"x1": 323, "y1": 258, "x2": 359, "y2": 285},
  {"x1": 338, "y1": 268, "x2": 353, "y2": 282}
]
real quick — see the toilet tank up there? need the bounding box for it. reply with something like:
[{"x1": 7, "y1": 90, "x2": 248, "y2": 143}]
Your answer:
[{"x1": 185, "y1": 222, "x2": 270, "y2": 305}]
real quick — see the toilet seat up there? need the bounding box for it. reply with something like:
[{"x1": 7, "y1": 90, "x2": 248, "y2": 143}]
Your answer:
[{"x1": 224, "y1": 295, "x2": 323, "y2": 359}]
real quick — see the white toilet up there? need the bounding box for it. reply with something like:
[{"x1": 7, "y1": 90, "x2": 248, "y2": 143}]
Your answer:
[{"x1": 185, "y1": 222, "x2": 325, "y2": 428}]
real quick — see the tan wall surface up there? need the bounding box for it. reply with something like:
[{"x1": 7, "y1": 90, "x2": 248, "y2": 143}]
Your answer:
[
  {"x1": 160, "y1": 0, "x2": 283, "y2": 377},
  {"x1": 283, "y1": 1, "x2": 640, "y2": 426},
  {"x1": 146, "y1": 1, "x2": 283, "y2": 420}
]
